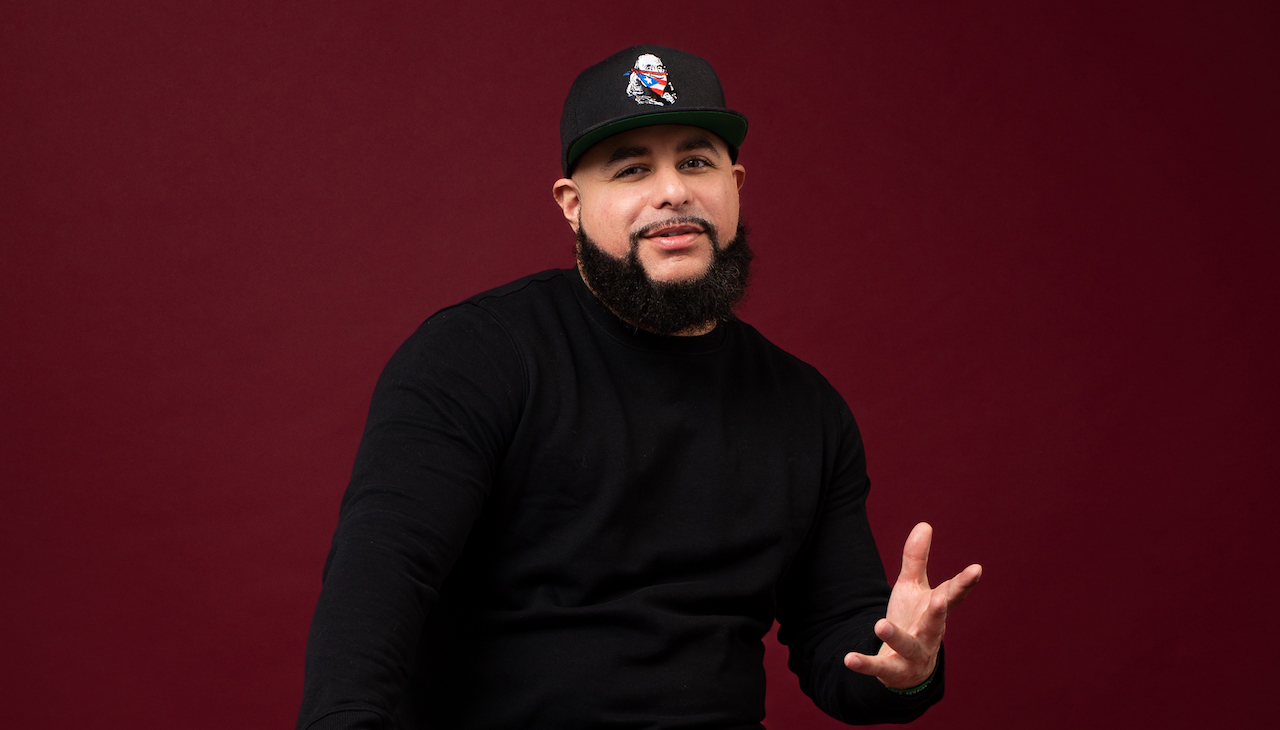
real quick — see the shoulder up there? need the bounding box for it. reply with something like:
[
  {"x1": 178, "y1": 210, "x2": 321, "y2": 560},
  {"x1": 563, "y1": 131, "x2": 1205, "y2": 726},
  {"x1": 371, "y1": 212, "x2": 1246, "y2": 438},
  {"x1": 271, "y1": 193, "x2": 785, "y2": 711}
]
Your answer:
[
  {"x1": 731, "y1": 320, "x2": 843, "y2": 398},
  {"x1": 458, "y1": 269, "x2": 571, "y2": 314},
  {"x1": 728, "y1": 319, "x2": 860, "y2": 442},
  {"x1": 380, "y1": 271, "x2": 565, "y2": 380},
  {"x1": 397, "y1": 269, "x2": 571, "y2": 351}
]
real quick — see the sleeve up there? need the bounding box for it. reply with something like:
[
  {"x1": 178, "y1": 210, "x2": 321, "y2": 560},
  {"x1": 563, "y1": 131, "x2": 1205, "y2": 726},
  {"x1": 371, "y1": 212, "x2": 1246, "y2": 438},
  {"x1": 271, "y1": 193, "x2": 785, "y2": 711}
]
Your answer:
[
  {"x1": 774, "y1": 388, "x2": 944, "y2": 724},
  {"x1": 295, "y1": 304, "x2": 526, "y2": 730}
]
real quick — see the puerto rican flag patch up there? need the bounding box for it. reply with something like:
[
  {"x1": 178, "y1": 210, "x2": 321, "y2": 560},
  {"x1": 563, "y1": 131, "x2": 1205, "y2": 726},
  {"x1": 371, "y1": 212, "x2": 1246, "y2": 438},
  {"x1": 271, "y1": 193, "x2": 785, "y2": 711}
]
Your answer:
[
  {"x1": 625, "y1": 53, "x2": 678, "y2": 106},
  {"x1": 634, "y1": 69, "x2": 668, "y2": 95}
]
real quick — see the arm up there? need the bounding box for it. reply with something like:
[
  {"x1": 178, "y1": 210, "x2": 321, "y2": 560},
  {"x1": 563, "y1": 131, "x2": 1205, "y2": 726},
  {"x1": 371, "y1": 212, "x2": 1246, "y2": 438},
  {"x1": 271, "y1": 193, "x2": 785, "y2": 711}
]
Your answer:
[
  {"x1": 775, "y1": 395, "x2": 947, "y2": 724},
  {"x1": 295, "y1": 305, "x2": 525, "y2": 730}
]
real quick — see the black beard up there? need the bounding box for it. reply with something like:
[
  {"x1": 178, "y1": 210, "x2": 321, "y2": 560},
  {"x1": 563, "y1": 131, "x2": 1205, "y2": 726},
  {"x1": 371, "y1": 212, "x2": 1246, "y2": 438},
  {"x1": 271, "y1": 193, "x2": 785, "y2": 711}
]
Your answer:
[{"x1": 576, "y1": 216, "x2": 753, "y2": 335}]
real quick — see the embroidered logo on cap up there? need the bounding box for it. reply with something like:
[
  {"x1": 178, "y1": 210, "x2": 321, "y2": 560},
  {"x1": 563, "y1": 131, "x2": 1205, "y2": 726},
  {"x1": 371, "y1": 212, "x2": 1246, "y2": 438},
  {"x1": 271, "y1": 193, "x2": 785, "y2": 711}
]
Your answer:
[{"x1": 625, "y1": 53, "x2": 678, "y2": 106}]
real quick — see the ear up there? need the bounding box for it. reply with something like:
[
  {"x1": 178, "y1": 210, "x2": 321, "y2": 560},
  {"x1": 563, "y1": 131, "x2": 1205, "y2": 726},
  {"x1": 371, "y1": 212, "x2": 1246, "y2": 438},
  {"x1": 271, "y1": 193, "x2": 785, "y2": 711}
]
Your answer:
[
  {"x1": 552, "y1": 177, "x2": 582, "y2": 231},
  {"x1": 732, "y1": 163, "x2": 746, "y2": 192}
]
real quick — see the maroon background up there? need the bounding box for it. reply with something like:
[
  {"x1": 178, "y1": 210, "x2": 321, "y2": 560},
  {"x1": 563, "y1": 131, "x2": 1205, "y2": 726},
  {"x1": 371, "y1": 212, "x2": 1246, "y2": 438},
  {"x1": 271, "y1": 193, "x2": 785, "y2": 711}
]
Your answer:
[{"x1": 3, "y1": 2, "x2": 1277, "y2": 728}]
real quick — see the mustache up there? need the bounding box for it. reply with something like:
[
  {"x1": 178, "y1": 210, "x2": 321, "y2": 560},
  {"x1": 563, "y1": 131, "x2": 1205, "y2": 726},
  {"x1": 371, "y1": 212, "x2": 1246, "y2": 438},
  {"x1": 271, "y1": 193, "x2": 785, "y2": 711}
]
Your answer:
[{"x1": 631, "y1": 216, "x2": 718, "y2": 245}]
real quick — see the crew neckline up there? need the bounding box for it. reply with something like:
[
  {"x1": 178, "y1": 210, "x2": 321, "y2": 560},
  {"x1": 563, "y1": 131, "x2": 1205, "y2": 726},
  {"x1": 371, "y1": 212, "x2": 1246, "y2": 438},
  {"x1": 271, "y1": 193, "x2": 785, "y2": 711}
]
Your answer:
[{"x1": 565, "y1": 267, "x2": 731, "y2": 354}]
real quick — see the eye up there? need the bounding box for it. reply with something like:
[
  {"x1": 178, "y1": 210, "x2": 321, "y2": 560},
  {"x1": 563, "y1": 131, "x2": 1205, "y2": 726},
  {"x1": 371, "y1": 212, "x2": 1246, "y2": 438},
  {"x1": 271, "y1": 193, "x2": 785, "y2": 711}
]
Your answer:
[
  {"x1": 679, "y1": 157, "x2": 712, "y2": 170},
  {"x1": 614, "y1": 164, "x2": 647, "y2": 179}
]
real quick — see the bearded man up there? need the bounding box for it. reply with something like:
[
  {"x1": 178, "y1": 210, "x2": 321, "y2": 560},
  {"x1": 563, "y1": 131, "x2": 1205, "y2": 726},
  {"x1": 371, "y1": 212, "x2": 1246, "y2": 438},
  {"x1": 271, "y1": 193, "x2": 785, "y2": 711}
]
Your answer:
[{"x1": 296, "y1": 45, "x2": 981, "y2": 730}]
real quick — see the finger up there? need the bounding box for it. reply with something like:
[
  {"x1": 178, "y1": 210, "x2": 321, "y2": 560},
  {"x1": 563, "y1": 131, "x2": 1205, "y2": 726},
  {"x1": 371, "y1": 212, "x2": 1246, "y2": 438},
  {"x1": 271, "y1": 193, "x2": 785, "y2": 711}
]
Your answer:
[
  {"x1": 912, "y1": 565, "x2": 982, "y2": 645},
  {"x1": 845, "y1": 647, "x2": 936, "y2": 689},
  {"x1": 874, "y1": 618, "x2": 929, "y2": 663},
  {"x1": 912, "y1": 590, "x2": 950, "y2": 645},
  {"x1": 942, "y1": 563, "x2": 983, "y2": 612},
  {"x1": 897, "y1": 522, "x2": 933, "y2": 587},
  {"x1": 844, "y1": 650, "x2": 895, "y2": 677}
]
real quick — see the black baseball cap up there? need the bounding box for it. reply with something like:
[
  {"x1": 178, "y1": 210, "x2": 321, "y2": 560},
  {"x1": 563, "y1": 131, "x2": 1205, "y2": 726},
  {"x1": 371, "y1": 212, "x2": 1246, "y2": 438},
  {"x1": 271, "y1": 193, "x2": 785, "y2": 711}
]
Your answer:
[{"x1": 560, "y1": 45, "x2": 748, "y2": 176}]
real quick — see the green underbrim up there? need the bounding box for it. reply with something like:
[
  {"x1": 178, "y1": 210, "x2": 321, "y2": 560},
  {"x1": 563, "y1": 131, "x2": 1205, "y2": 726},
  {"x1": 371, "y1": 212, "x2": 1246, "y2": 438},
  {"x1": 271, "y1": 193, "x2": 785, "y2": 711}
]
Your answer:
[{"x1": 566, "y1": 109, "x2": 748, "y2": 174}]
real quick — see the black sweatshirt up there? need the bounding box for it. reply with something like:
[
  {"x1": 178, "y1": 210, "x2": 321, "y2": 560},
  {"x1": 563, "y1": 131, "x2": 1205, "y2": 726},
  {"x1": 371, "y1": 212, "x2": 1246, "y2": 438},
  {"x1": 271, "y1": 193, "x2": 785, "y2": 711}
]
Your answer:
[{"x1": 297, "y1": 268, "x2": 943, "y2": 729}]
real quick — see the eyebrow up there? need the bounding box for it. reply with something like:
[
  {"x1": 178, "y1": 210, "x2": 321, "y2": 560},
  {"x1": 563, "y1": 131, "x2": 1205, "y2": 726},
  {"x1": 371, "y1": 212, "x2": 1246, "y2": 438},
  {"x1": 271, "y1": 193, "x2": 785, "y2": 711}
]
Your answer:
[
  {"x1": 676, "y1": 135, "x2": 722, "y2": 157},
  {"x1": 605, "y1": 145, "x2": 650, "y2": 167}
]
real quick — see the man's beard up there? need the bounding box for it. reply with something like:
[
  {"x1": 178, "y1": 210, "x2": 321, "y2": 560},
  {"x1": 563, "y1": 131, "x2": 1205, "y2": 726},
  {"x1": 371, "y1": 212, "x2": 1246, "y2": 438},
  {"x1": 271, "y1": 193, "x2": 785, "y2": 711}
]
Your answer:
[{"x1": 576, "y1": 217, "x2": 753, "y2": 336}]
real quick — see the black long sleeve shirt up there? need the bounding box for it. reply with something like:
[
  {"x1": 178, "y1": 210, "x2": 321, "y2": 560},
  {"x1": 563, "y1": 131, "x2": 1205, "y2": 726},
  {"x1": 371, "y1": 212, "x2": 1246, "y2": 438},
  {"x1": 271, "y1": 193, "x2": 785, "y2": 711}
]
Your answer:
[{"x1": 296, "y1": 268, "x2": 943, "y2": 729}]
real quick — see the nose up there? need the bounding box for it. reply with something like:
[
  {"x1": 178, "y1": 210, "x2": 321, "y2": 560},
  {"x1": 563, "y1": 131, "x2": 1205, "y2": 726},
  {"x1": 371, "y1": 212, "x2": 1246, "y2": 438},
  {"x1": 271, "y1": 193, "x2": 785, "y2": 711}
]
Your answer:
[{"x1": 650, "y1": 163, "x2": 690, "y2": 211}]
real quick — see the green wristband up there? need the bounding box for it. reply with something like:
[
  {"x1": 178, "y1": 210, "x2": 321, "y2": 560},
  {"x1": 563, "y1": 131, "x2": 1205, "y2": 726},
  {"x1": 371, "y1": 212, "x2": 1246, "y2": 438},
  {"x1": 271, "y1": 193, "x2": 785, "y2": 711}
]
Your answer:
[{"x1": 885, "y1": 671, "x2": 934, "y2": 696}]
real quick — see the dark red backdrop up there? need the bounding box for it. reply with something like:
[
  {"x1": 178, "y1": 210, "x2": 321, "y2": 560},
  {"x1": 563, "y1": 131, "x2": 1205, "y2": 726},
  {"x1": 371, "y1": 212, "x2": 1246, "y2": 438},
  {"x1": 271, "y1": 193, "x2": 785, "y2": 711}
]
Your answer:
[{"x1": 3, "y1": 2, "x2": 1277, "y2": 727}]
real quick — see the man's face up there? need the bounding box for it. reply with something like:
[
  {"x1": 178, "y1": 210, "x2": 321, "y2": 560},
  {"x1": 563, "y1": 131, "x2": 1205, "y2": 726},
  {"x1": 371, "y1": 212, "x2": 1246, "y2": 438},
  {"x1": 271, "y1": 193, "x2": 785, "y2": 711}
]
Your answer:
[{"x1": 554, "y1": 124, "x2": 746, "y2": 284}]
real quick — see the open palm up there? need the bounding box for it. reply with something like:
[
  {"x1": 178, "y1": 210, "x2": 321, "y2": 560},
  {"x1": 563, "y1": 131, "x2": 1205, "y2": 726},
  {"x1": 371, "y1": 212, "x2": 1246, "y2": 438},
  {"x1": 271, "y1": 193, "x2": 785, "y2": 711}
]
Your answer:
[{"x1": 844, "y1": 522, "x2": 982, "y2": 689}]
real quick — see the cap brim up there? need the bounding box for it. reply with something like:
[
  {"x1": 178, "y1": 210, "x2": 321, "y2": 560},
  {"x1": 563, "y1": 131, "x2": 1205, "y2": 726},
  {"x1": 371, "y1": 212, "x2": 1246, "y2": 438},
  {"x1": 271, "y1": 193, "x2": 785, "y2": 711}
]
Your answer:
[{"x1": 566, "y1": 109, "x2": 748, "y2": 174}]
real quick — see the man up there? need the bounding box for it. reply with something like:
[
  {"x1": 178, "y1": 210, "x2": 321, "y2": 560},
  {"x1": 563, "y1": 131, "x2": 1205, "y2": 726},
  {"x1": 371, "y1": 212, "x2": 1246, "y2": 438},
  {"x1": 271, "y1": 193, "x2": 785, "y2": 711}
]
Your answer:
[{"x1": 297, "y1": 45, "x2": 981, "y2": 730}]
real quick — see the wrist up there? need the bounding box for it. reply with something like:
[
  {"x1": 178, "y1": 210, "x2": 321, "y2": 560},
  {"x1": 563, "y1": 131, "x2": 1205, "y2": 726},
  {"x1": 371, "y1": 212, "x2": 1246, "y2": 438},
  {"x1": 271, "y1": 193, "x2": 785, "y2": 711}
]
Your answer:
[
  {"x1": 883, "y1": 667, "x2": 934, "y2": 696},
  {"x1": 877, "y1": 653, "x2": 937, "y2": 695}
]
